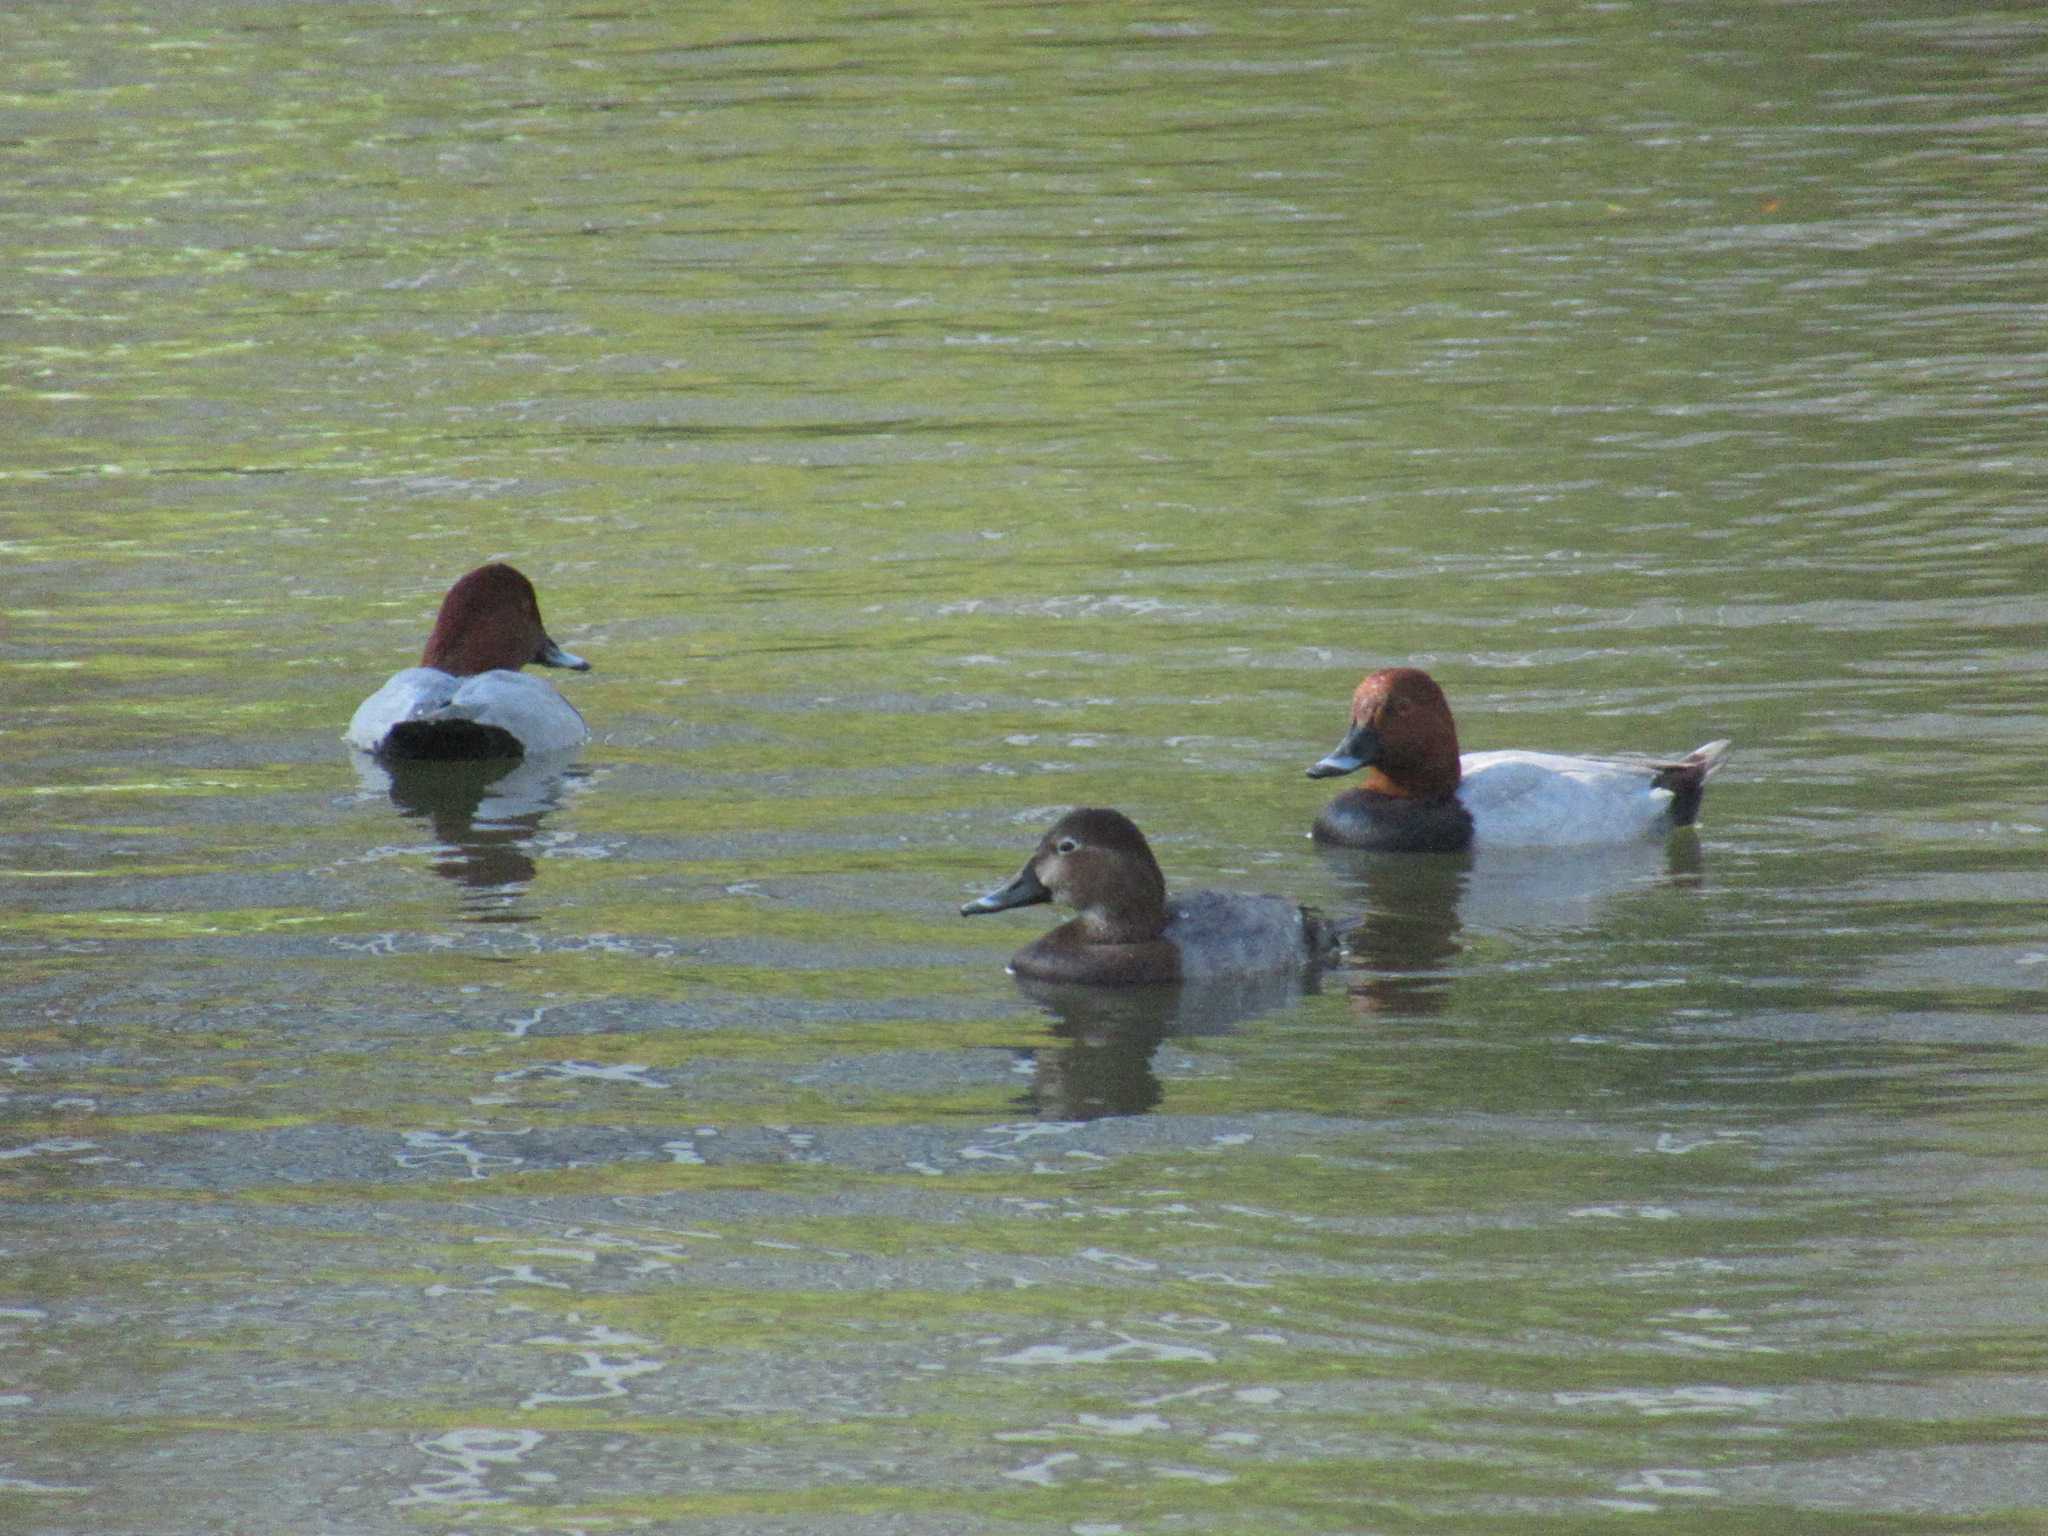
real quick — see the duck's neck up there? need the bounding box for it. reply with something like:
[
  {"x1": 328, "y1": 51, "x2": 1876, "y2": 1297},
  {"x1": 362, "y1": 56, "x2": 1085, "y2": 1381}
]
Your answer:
[
  {"x1": 1362, "y1": 762, "x2": 1459, "y2": 800},
  {"x1": 1077, "y1": 903, "x2": 1168, "y2": 945}
]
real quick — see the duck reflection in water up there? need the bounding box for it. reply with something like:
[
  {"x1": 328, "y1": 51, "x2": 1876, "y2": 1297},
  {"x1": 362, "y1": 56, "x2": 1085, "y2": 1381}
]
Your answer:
[
  {"x1": 1317, "y1": 837, "x2": 1708, "y2": 1017},
  {"x1": 353, "y1": 753, "x2": 585, "y2": 921},
  {"x1": 1004, "y1": 969, "x2": 1323, "y2": 1121},
  {"x1": 1319, "y1": 848, "x2": 1468, "y2": 1018}
]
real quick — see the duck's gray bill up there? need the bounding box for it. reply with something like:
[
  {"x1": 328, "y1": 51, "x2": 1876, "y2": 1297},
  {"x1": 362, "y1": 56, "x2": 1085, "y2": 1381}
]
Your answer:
[
  {"x1": 538, "y1": 634, "x2": 591, "y2": 672},
  {"x1": 1305, "y1": 720, "x2": 1378, "y2": 779},
  {"x1": 961, "y1": 862, "x2": 1051, "y2": 916}
]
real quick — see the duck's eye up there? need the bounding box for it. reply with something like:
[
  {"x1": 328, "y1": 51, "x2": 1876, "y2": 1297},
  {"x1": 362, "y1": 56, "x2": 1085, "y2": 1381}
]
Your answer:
[{"x1": 1054, "y1": 837, "x2": 1080, "y2": 855}]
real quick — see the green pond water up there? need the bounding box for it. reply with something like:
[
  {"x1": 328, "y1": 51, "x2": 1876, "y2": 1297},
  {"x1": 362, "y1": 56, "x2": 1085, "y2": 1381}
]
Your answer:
[{"x1": 4, "y1": 2, "x2": 2046, "y2": 1532}]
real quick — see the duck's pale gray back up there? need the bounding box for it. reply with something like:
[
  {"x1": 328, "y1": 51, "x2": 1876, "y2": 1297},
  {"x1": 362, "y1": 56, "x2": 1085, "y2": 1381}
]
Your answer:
[{"x1": 1164, "y1": 889, "x2": 1326, "y2": 979}]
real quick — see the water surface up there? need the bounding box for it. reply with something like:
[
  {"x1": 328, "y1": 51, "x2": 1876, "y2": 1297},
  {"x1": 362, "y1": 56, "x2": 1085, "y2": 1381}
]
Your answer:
[{"x1": 4, "y1": 2, "x2": 2046, "y2": 1532}]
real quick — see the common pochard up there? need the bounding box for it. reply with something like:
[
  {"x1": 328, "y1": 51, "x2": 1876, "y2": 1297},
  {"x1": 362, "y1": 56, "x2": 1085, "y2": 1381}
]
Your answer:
[
  {"x1": 345, "y1": 563, "x2": 590, "y2": 759},
  {"x1": 1307, "y1": 667, "x2": 1729, "y2": 851},
  {"x1": 963, "y1": 807, "x2": 1339, "y2": 984}
]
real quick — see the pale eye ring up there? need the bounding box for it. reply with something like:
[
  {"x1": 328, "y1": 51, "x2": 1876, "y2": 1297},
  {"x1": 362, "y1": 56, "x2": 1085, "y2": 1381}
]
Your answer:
[{"x1": 1054, "y1": 837, "x2": 1079, "y2": 855}]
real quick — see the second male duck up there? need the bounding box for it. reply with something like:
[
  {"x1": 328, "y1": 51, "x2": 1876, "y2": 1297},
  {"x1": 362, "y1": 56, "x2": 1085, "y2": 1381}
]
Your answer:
[
  {"x1": 963, "y1": 807, "x2": 1338, "y2": 984},
  {"x1": 346, "y1": 563, "x2": 591, "y2": 760},
  {"x1": 1306, "y1": 666, "x2": 1729, "y2": 851}
]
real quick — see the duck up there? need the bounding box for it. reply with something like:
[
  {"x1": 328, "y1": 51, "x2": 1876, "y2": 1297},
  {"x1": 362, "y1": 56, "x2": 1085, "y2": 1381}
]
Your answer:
[
  {"x1": 344, "y1": 563, "x2": 591, "y2": 760},
  {"x1": 1306, "y1": 667, "x2": 1729, "y2": 851},
  {"x1": 962, "y1": 807, "x2": 1339, "y2": 984}
]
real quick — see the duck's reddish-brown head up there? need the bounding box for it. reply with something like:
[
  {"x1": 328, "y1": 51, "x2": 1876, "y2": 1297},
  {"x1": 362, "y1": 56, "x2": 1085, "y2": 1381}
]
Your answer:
[
  {"x1": 1305, "y1": 666, "x2": 1461, "y2": 798},
  {"x1": 420, "y1": 563, "x2": 589, "y2": 678}
]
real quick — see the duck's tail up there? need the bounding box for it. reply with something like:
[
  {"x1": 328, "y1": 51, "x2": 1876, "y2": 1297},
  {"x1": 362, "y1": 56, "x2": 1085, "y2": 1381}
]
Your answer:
[
  {"x1": 383, "y1": 713, "x2": 526, "y2": 761},
  {"x1": 1301, "y1": 904, "x2": 1348, "y2": 963},
  {"x1": 1652, "y1": 739, "x2": 1732, "y2": 827}
]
